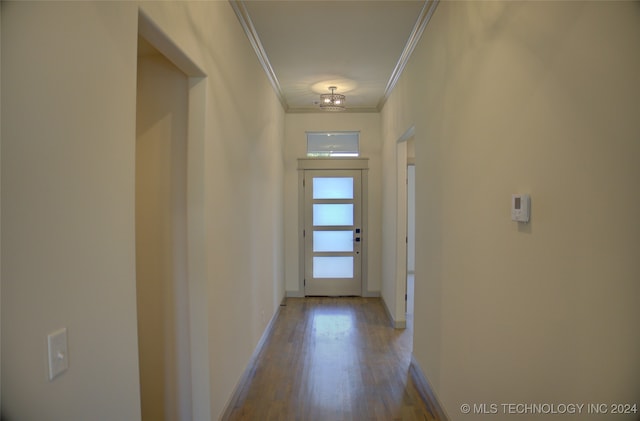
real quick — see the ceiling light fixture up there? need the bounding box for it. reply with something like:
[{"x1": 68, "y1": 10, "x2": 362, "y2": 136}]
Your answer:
[{"x1": 319, "y1": 86, "x2": 346, "y2": 112}]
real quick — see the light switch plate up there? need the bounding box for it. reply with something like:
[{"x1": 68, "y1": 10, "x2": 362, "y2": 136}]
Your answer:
[{"x1": 47, "y1": 328, "x2": 69, "y2": 380}]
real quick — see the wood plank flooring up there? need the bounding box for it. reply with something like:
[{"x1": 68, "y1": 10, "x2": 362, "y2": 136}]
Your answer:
[{"x1": 225, "y1": 297, "x2": 439, "y2": 421}]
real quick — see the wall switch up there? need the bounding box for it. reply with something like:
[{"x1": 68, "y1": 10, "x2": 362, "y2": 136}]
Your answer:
[
  {"x1": 511, "y1": 194, "x2": 530, "y2": 223},
  {"x1": 47, "y1": 328, "x2": 69, "y2": 380}
]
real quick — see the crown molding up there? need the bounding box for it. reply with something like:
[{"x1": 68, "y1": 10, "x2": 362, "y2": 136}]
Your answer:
[
  {"x1": 229, "y1": 0, "x2": 289, "y2": 111},
  {"x1": 377, "y1": 0, "x2": 439, "y2": 111},
  {"x1": 232, "y1": 0, "x2": 439, "y2": 114},
  {"x1": 287, "y1": 107, "x2": 379, "y2": 114}
]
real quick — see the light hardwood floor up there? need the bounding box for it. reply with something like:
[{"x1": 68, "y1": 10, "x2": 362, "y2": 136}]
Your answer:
[{"x1": 224, "y1": 297, "x2": 440, "y2": 421}]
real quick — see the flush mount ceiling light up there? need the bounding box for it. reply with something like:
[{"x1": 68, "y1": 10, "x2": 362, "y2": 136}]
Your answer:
[{"x1": 319, "y1": 86, "x2": 346, "y2": 112}]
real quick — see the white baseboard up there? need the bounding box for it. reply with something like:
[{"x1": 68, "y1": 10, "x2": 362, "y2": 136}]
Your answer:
[
  {"x1": 381, "y1": 296, "x2": 406, "y2": 329},
  {"x1": 219, "y1": 301, "x2": 283, "y2": 420},
  {"x1": 285, "y1": 290, "x2": 381, "y2": 298},
  {"x1": 410, "y1": 355, "x2": 449, "y2": 420}
]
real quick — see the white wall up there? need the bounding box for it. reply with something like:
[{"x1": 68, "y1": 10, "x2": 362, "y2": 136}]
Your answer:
[
  {"x1": 284, "y1": 113, "x2": 382, "y2": 296},
  {"x1": 381, "y1": 2, "x2": 640, "y2": 420},
  {"x1": 1, "y1": 3, "x2": 142, "y2": 420},
  {"x1": 1, "y1": 2, "x2": 285, "y2": 420}
]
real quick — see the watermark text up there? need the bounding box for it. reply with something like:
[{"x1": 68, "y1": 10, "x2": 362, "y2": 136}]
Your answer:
[{"x1": 459, "y1": 402, "x2": 638, "y2": 416}]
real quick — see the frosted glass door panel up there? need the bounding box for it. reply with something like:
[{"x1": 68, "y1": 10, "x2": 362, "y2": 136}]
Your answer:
[
  {"x1": 313, "y1": 257, "x2": 354, "y2": 278},
  {"x1": 304, "y1": 168, "x2": 363, "y2": 296},
  {"x1": 313, "y1": 231, "x2": 354, "y2": 252},
  {"x1": 313, "y1": 177, "x2": 353, "y2": 199},
  {"x1": 313, "y1": 204, "x2": 353, "y2": 226}
]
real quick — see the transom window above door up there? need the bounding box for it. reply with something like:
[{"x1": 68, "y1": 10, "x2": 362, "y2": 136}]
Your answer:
[{"x1": 306, "y1": 132, "x2": 359, "y2": 158}]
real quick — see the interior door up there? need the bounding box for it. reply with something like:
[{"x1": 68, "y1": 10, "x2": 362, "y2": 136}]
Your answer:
[{"x1": 304, "y1": 170, "x2": 362, "y2": 296}]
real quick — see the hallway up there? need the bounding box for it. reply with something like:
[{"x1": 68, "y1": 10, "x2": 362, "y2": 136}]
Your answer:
[
  {"x1": 225, "y1": 298, "x2": 438, "y2": 421},
  {"x1": 3, "y1": 3, "x2": 640, "y2": 419}
]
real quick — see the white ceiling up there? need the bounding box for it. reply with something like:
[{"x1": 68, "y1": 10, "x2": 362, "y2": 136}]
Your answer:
[{"x1": 233, "y1": 0, "x2": 436, "y2": 113}]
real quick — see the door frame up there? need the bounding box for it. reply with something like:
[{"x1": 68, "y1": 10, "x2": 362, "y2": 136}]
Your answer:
[{"x1": 297, "y1": 158, "x2": 370, "y2": 296}]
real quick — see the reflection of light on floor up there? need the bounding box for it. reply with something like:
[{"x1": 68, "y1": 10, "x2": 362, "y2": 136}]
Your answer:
[
  {"x1": 308, "y1": 311, "x2": 362, "y2": 415},
  {"x1": 312, "y1": 314, "x2": 354, "y2": 337}
]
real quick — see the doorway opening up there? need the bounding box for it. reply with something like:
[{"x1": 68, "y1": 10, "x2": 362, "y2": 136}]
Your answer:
[
  {"x1": 136, "y1": 34, "x2": 190, "y2": 421},
  {"x1": 406, "y1": 157, "x2": 416, "y2": 317},
  {"x1": 135, "y1": 11, "x2": 209, "y2": 421},
  {"x1": 395, "y1": 127, "x2": 415, "y2": 327}
]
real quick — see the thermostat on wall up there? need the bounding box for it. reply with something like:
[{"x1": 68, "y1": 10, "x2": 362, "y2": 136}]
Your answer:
[{"x1": 511, "y1": 194, "x2": 530, "y2": 223}]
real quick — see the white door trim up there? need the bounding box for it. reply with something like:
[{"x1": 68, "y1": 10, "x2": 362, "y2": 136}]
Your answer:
[{"x1": 298, "y1": 158, "x2": 369, "y2": 170}]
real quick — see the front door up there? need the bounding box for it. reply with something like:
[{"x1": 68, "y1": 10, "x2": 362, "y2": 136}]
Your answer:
[{"x1": 304, "y1": 170, "x2": 362, "y2": 296}]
